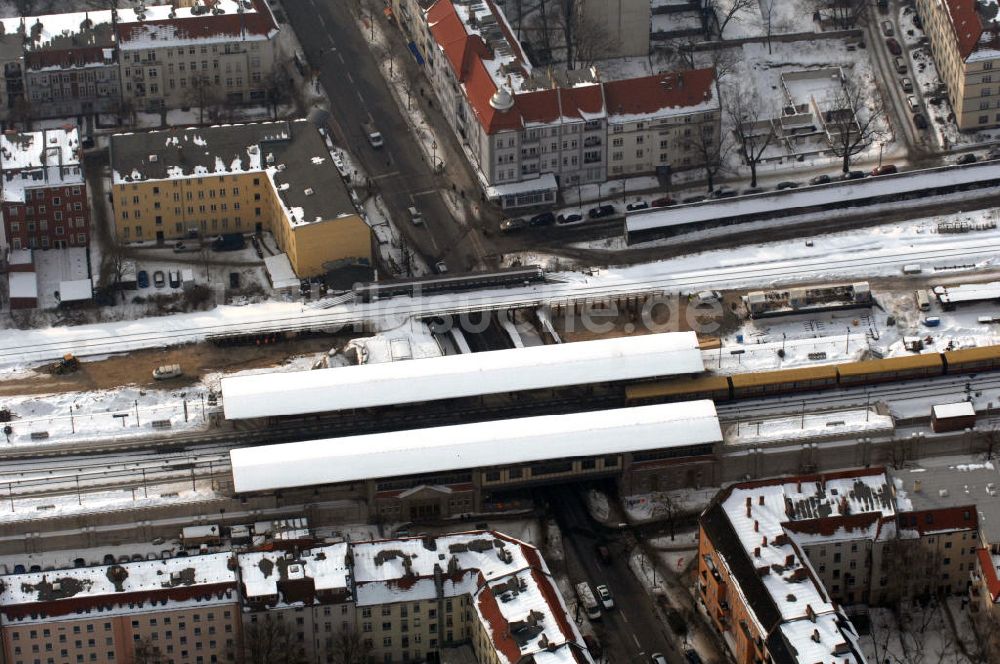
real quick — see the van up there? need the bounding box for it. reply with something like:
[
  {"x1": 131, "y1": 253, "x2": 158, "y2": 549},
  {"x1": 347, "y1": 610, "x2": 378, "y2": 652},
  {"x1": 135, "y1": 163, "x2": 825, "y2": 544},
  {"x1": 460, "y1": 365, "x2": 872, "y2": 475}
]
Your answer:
[
  {"x1": 915, "y1": 289, "x2": 930, "y2": 311},
  {"x1": 408, "y1": 206, "x2": 424, "y2": 225},
  {"x1": 902, "y1": 264, "x2": 922, "y2": 274},
  {"x1": 153, "y1": 364, "x2": 183, "y2": 380}
]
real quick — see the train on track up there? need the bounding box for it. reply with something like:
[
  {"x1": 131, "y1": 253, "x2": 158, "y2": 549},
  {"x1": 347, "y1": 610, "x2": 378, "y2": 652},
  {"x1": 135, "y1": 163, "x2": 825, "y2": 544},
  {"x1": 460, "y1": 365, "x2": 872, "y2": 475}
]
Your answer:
[
  {"x1": 625, "y1": 345, "x2": 1000, "y2": 405},
  {"x1": 352, "y1": 266, "x2": 546, "y2": 302}
]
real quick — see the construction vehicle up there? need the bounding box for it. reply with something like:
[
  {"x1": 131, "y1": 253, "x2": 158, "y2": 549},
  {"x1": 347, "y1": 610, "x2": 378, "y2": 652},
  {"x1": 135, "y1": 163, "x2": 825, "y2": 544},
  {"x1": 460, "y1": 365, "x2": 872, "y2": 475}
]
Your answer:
[{"x1": 41, "y1": 353, "x2": 80, "y2": 375}]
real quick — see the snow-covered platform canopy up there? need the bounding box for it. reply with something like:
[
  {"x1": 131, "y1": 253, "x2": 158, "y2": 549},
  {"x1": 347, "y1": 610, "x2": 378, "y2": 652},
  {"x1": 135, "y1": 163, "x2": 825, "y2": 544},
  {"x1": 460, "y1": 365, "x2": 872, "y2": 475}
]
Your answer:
[
  {"x1": 221, "y1": 331, "x2": 704, "y2": 419},
  {"x1": 230, "y1": 400, "x2": 722, "y2": 493}
]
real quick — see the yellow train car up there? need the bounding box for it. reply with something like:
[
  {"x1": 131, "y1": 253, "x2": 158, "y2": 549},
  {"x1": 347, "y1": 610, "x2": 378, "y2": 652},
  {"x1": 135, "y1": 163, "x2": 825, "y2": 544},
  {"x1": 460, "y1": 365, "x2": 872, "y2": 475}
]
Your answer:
[
  {"x1": 625, "y1": 375, "x2": 732, "y2": 405},
  {"x1": 943, "y1": 345, "x2": 1000, "y2": 374},
  {"x1": 730, "y1": 366, "x2": 838, "y2": 398},
  {"x1": 837, "y1": 353, "x2": 944, "y2": 386}
]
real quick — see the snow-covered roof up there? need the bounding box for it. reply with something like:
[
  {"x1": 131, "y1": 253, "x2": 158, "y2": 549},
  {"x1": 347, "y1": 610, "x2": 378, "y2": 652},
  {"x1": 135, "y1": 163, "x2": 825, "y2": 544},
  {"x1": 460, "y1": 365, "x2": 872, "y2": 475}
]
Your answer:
[
  {"x1": 0, "y1": 128, "x2": 82, "y2": 203},
  {"x1": 0, "y1": 553, "x2": 237, "y2": 622},
  {"x1": 889, "y1": 457, "x2": 997, "y2": 539},
  {"x1": 238, "y1": 544, "x2": 351, "y2": 606},
  {"x1": 351, "y1": 531, "x2": 592, "y2": 664},
  {"x1": 6, "y1": 249, "x2": 32, "y2": 266},
  {"x1": 263, "y1": 253, "x2": 298, "y2": 290},
  {"x1": 485, "y1": 172, "x2": 557, "y2": 198},
  {"x1": 57, "y1": 279, "x2": 92, "y2": 302},
  {"x1": 230, "y1": 401, "x2": 721, "y2": 493},
  {"x1": 932, "y1": 402, "x2": 976, "y2": 419},
  {"x1": 8, "y1": 271, "x2": 37, "y2": 299},
  {"x1": 627, "y1": 160, "x2": 1000, "y2": 236},
  {"x1": 705, "y1": 470, "x2": 895, "y2": 664},
  {"x1": 933, "y1": 281, "x2": 1000, "y2": 305},
  {"x1": 222, "y1": 332, "x2": 703, "y2": 419}
]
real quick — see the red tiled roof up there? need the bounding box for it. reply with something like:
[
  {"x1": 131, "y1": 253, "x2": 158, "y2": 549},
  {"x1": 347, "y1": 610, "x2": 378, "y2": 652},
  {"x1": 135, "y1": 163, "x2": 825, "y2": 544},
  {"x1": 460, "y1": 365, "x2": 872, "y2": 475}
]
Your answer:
[
  {"x1": 117, "y1": 0, "x2": 277, "y2": 44},
  {"x1": 943, "y1": 0, "x2": 984, "y2": 59},
  {"x1": 977, "y1": 547, "x2": 1000, "y2": 602},
  {"x1": 603, "y1": 69, "x2": 716, "y2": 118}
]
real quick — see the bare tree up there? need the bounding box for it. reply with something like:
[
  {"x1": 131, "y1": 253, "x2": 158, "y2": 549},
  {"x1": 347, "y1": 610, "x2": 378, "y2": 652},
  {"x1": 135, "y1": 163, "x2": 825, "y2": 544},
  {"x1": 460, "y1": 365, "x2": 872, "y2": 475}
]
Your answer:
[
  {"x1": 231, "y1": 617, "x2": 307, "y2": 664},
  {"x1": 825, "y1": 74, "x2": 885, "y2": 174},
  {"x1": 978, "y1": 426, "x2": 1000, "y2": 460},
  {"x1": 572, "y1": 14, "x2": 620, "y2": 69},
  {"x1": 101, "y1": 239, "x2": 131, "y2": 304},
  {"x1": 815, "y1": 0, "x2": 868, "y2": 30},
  {"x1": 265, "y1": 71, "x2": 292, "y2": 120},
  {"x1": 726, "y1": 82, "x2": 776, "y2": 188},
  {"x1": 706, "y1": 0, "x2": 758, "y2": 37},
  {"x1": 327, "y1": 627, "x2": 373, "y2": 664},
  {"x1": 133, "y1": 639, "x2": 165, "y2": 664},
  {"x1": 683, "y1": 120, "x2": 731, "y2": 192},
  {"x1": 184, "y1": 74, "x2": 220, "y2": 125}
]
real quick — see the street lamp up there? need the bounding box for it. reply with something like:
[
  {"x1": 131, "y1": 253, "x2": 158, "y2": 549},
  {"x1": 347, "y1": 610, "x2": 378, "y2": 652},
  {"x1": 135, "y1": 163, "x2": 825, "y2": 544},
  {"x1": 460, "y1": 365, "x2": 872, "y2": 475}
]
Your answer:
[
  {"x1": 877, "y1": 141, "x2": 885, "y2": 168},
  {"x1": 431, "y1": 141, "x2": 438, "y2": 170}
]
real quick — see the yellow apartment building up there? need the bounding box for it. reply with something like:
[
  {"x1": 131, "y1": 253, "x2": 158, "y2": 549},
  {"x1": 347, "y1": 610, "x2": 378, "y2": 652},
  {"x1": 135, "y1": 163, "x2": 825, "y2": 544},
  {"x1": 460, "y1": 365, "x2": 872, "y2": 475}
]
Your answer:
[{"x1": 109, "y1": 120, "x2": 373, "y2": 278}]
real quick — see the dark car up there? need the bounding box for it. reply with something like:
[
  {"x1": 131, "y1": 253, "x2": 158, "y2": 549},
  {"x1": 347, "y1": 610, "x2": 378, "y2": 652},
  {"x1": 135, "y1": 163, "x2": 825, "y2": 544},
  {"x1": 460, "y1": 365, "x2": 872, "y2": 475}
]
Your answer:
[
  {"x1": 168, "y1": 270, "x2": 181, "y2": 288},
  {"x1": 871, "y1": 163, "x2": 898, "y2": 175},
  {"x1": 596, "y1": 544, "x2": 612, "y2": 564},
  {"x1": 499, "y1": 218, "x2": 527, "y2": 233},
  {"x1": 650, "y1": 196, "x2": 675, "y2": 207},
  {"x1": 137, "y1": 270, "x2": 149, "y2": 288},
  {"x1": 886, "y1": 37, "x2": 902, "y2": 55},
  {"x1": 103, "y1": 554, "x2": 115, "y2": 566},
  {"x1": 29, "y1": 564, "x2": 41, "y2": 573},
  {"x1": 556, "y1": 212, "x2": 583, "y2": 225},
  {"x1": 588, "y1": 204, "x2": 616, "y2": 219},
  {"x1": 684, "y1": 648, "x2": 705, "y2": 664},
  {"x1": 809, "y1": 174, "x2": 832, "y2": 185},
  {"x1": 913, "y1": 113, "x2": 928, "y2": 129},
  {"x1": 956, "y1": 153, "x2": 978, "y2": 165},
  {"x1": 710, "y1": 187, "x2": 737, "y2": 199},
  {"x1": 529, "y1": 211, "x2": 555, "y2": 226},
  {"x1": 73, "y1": 557, "x2": 86, "y2": 568},
  {"x1": 681, "y1": 195, "x2": 706, "y2": 204},
  {"x1": 13, "y1": 564, "x2": 25, "y2": 574},
  {"x1": 775, "y1": 181, "x2": 799, "y2": 190},
  {"x1": 626, "y1": 201, "x2": 649, "y2": 211},
  {"x1": 842, "y1": 170, "x2": 867, "y2": 180}
]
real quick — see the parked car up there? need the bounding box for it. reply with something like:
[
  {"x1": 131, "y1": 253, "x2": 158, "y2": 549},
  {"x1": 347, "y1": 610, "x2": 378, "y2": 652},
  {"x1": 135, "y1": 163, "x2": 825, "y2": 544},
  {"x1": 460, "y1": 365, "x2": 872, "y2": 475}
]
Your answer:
[
  {"x1": 775, "y1": 181, "x2": 799, "y2": 190},
  {"x1": 894, "y1": 55, "x2": 907, "y2": 73},
  {"x1": 651, "y1": 654, "x2": 669, "y2": 664},
  {"x1": 588, "y1": 204, "x2": 616, "y2": 219},
  {"x1": 153, "y1": 270, "x2": 166, "y2": 288},
  {"x1": 681, "y1": 195, "x2": 706, "y2": 204},
  {"x1": 173, "y1": 241, "x2": 199, "y2": 253},
  {"x1": 886, "y1": 37, "x2": 902, "y2": 55},
  {"x1": 913, "y1": 113, "x2": 928, "y2": 129},
  {"x1": 871, "y1": 163, "x2": 898, "y2": 176},
  {"x1": 710, "y1": 187, "x2": 737, "y2": 199},
  {"x1": 595, "y1": 544, "x2": 612, "y2": 564},
  {"x1": 696, "y1": 290, "x2": 722, "y2": 303},
  {"x1": 408, "y1": 206, "x2": 424, "y2": 225},
  {"x1": 809, "y1": 174, "x2": 832, "y2": 185},
  {"x1": 499, "y1": 218, "x2": 527, "y2": 233},
  {"x1": 556, "y1": 212, "x2": 583, "y2": 225},
  {"x1": 684, "y1": 648, "x2": 705, "y2": 664},
  {"x1": 596, "y1": 584, "x2": 614, "y2": 610},
  {"x1": 956, "y1": 152, "x2": 978, "y2": 165},
  {"x1": 211, "y1": 233, "x2": 246, "y2": 252},
  {"x1": 29, "y1": 565, "x2": 41, "y2": 573},
  {"x1": 900, "y1": 77, "x2": 913, "y2": 93},
  {"x1": 650, "y1": 196, "x2": 675, "y2": 207},
  {"x1": 137, "y1": 270, "x2": 149, "y2": 288},
  {"x1": 529, "y1": 211, "x2": 555, "y2": 226},
  {"x1": 152, "y1": 364, "x2": 183, "y2": 380},
  {"x1": 12, "y1": 564, "x2": 25, "y2": 574},
  {"x1": 626, "y1": 201, "x2": 649, "y2": 211},
  {"x1": 73, "y1": 558, "x2": 86, "y2": 568},
  {"x1": 434, "y1": 261, "x2": 448, "y2": 274},
  {"x1": 882, "y1": 20, "x2": 894, "y2": 36},
  {"x1": 906, "y1": 95, "x2": 920, "y2": 112},
  {"x1": 102, "y1": 554, "x2": 115, "y2": 566},
  {"x1": 842, "y1": 170, "x2": 867, "y2": 180},
  {"x1": 168, "y1": 270, "x2": 181, "y2": 288}
]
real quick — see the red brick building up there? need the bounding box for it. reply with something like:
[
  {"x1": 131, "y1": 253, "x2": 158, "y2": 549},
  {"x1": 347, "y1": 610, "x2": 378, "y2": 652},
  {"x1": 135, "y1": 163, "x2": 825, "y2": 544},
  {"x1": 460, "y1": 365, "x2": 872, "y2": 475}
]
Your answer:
[{"x1": 1, "y1": 128, "x2": 88, "y2": 250}]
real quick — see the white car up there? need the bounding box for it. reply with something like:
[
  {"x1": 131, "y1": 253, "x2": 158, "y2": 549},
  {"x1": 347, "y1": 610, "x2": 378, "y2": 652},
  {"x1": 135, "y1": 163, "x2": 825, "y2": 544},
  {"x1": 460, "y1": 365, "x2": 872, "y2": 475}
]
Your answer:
[{"x1": 596, "y1": 584, "x2": 614, "y2": 610}]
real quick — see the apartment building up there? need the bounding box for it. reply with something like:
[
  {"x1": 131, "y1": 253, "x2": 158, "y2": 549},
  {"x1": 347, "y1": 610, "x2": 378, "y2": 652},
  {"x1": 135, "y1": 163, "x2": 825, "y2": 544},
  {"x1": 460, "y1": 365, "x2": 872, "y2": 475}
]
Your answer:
[
  {"x1": 394, "y1": 0, "x2": 718, "y2": 209},
  {"x1": 0, "y1": 0, "x2": 279, "y2": 122},
  {"x1": 916, "y1": 0, "x2": 1000, "y2": 130},
  {"x1": 698, "y1": 468, "x2": 978, "y2": 664},
  {"x1": 0, "y1": 128, "x2": 89, "y2": 251},
  {"x1": 350, "y1": 531, "x2": 592, "y2": 664},
  {"x1": 116, "y1": 0, "x2": 279, "y2": 113},
  {"x1": 0, "y1": 552, "x2": 240, "y2": 664},
  {"x1": 239, "y1": 544, "x2": 355, "y2": 663},
  {"x1": 109, "y1": 120, "x2": 373, "y2": 278}
]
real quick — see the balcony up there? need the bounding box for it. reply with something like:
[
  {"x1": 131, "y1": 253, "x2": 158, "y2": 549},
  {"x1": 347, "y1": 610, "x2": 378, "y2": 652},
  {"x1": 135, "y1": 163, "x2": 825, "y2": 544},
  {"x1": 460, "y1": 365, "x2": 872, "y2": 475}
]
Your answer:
[{"x1": 583, "y1": 136, "x2": 602, "y2": 148}]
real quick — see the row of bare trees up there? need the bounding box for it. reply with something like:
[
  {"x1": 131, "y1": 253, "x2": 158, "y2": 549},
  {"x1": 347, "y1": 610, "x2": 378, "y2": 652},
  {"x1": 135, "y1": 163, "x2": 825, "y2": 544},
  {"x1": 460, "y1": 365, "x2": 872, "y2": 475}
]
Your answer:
[{"x1": 134, "y1": 620, "x2": 371, "y2": 664}]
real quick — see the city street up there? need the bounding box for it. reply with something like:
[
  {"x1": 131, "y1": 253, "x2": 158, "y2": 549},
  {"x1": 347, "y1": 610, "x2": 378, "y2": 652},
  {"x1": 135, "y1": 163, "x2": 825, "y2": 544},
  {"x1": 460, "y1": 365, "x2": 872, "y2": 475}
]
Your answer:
[
  {"x1": 545, "y1": 485, "x2": 686, "y2": 664},
  {"x1": 284, "y1": 0, "x2": 498, "y2": 273}
]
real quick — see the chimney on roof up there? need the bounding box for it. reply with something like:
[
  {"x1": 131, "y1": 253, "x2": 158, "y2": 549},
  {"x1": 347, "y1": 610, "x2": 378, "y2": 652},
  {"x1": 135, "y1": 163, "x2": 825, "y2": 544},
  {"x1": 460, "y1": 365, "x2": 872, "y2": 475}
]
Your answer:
[
  {"x1": 806, "y1": 604, "x2": 817, "y2": 622},
  {"x1": 754, "y1": 546, "x2": 761, "y2": 558},
  {"x1": 762, "y1": 536, "x2": 768, "y2": 547},
  {"x1": 759, "y1": 495, "x2": 765, "y2": 505},
  {"x1": 785, "y1": 554, "x2": 794, "y2": 566},
  {"x1": 753, "y1": 520, "x2": 759, "y2": 532},
  {"x1": 811, "y1": 629, "x2": 821, "y2": 643}
]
